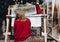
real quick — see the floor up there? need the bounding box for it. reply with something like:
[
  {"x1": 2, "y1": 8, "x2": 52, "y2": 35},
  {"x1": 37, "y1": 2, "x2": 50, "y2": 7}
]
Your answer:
[
  {"x1": 0, "y1": 40, "x2": 14, "y2": 42},
  {"x1": 0, "y1": 36, "x2": 44, "y2": 42},
  {"x1": 0, "y1": 40, "x2": 44, "y2": 42}
]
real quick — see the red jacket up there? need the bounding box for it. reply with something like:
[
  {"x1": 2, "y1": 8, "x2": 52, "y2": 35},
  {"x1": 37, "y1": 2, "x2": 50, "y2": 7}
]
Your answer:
[{"x1": 14, "y1": 18, "x2": 31, "y2": 41}]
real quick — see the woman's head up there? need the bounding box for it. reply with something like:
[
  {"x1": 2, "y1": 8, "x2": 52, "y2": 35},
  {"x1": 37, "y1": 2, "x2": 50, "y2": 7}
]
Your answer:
[
  {"x1": 15, "y1": 9, "x2": 25, "y2": 19},
  {"x1": 15, "y1": 9, "x2": 25, "y2": 17}
]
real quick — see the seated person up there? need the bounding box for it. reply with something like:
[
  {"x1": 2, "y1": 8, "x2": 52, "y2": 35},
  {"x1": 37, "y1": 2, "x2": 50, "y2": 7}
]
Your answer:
[{"x1": 14, "y1": 9, "x2": 31, "y2": 42}]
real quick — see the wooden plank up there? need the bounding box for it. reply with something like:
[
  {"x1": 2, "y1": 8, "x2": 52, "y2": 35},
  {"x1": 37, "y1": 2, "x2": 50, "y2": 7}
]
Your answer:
[{"x1": 48, "y1": 34, "x2": 59, "y2": 41}]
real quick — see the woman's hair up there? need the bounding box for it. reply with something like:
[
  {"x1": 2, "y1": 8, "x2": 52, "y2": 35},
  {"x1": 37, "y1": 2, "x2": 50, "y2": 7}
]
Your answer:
[
  {"x1": 15, "y1": 9, "x2": 25, "y2": 20},
  {"x1": 15, "y1": 13, "x2": 20, "y2": 19}
]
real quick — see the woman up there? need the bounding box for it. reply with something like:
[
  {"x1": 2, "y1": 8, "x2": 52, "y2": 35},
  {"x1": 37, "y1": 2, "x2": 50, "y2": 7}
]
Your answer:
[{"x1": 14, "y1": 9, "x2": 31, "y2": 42}]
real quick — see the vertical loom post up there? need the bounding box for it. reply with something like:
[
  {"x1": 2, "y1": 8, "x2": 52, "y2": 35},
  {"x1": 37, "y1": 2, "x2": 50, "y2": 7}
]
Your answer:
[
  {"x1": 58, "y1": 0, "x2": 60, "y2": 42},
  {"x1": 44, "y1": 16, "x2": 47, "y2": 42},
  {"x1": 52, "y1": 0, "x2": 55, "y2": 23},
  {"x1": 43, "y1": 3, "x2": 47, "y2": 42},
  {"x1": 52, "y1": 0, "x2": 55, "y2": 34},
  {"x1": 5, "y1": 6, "x2": 10, "y2": 42},
  {"x1": 58, "y1": 0, "x2": 60, "y2": 25}
]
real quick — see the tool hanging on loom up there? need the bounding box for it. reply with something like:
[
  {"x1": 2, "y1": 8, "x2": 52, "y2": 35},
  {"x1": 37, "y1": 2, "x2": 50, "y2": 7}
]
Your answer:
[{"x1": 35, "y1": 0, "x2": 42, "y2": 14}]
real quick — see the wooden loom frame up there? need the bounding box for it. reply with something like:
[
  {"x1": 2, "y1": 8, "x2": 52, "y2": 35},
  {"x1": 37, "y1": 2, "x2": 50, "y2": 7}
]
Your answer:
[{"x1": 4, "y1": 3, "x2": 47, "y2": 42}]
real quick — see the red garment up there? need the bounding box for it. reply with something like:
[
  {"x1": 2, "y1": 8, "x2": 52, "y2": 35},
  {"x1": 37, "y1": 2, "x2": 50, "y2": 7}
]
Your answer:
[
  {"x1": 14, "y1": 18, "x2": 31, "y2": 41},
  {"x1": 14, "y1": 39, "x2": 20, "y2": 42},
  {"x1": 35, "y1": 4, "x2": 42, "y2": 14}
]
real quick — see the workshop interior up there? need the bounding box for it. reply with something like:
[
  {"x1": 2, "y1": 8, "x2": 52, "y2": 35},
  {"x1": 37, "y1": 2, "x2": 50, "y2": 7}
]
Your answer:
[{"x1": 0, "y1": 0, "x2": 60, "y2": 42}]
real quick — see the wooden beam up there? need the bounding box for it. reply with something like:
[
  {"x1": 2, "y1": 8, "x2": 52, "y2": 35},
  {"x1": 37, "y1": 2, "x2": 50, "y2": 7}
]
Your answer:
[
  {"x1": 5, "y1": 6, "x2": 11, "y2": 42},
  {"x1": 6, "y1": 14, "x2": 47, "y2": 17},
  {"x1": 48, "y1": 34, "x2": 59, "y2": 41}
]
